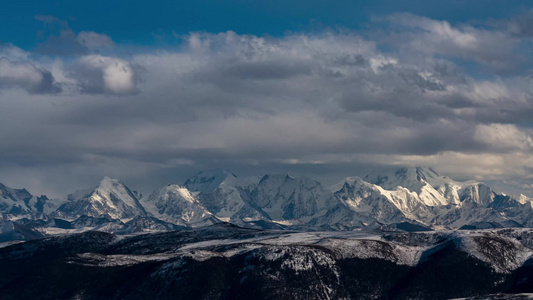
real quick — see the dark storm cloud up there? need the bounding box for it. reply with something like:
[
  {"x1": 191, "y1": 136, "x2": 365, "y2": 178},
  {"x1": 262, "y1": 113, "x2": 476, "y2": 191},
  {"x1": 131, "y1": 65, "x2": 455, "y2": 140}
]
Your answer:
[
  {"x1": 340, "y1": 90, "x2": 456, "y2": 121},
  {"x1": 220, "y1": 60, "x2": 312, "y2": 80},
  {"x1": 432, "y1": 94, "x2": 478, "y2": 109},
  {"x1": 333, "y1": 53, "x2": 368, "y2": 67}
]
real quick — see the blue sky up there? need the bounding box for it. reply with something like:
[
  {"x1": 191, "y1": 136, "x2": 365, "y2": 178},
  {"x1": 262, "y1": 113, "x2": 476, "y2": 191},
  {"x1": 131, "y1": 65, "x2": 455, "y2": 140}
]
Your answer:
[
  {"x1": 1, "y1": 1, "x2": 533, "y2": 197},
  {"x1": 2, "y1": 0, "x2": 531, "y2": 48}
]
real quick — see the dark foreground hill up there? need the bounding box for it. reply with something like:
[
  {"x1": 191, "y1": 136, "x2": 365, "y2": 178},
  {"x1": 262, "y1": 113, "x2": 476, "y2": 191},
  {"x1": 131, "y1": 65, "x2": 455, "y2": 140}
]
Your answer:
[{"x1": 1, "y1": 224, "x2": 533, "y2": 299}]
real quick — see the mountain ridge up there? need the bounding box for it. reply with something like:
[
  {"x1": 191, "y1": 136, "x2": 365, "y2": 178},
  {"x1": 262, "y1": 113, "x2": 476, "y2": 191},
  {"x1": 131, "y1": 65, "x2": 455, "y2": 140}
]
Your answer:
[{"x1": 2, "y1": 166, "x2": 533, "y2": 241}]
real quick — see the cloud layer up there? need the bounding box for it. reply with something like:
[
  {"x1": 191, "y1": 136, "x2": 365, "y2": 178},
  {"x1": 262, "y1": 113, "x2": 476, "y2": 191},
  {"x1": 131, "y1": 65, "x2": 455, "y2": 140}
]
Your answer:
[{"x1": 1, "y1": 13, "x2": 533, "y2": 197}]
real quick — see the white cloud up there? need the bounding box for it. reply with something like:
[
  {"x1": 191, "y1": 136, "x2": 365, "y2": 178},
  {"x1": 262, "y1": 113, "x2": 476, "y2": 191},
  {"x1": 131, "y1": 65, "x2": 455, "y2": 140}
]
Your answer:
[
  {"x1": 382, "y1": 13, "x2": 521, "y2": 70},
  {"x1": 474, "y1": 124, "x2": 533, "y2": 151},
  {"x1": 0, "y1": 43, "x2": 31, "y2": 60},
  {"x1": 0, "y1": 59, "x2": 43, "y2": 85},
  {"x1": 75, "y1": 55, "x2": 139, "y2": 95},
  {"x1": 0, "y1": 45, "x2": 60, "y2": 94}
]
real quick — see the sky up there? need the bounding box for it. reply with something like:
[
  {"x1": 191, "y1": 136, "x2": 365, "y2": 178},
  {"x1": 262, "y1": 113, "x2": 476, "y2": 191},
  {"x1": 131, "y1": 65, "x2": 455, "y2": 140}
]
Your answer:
[{"x1": 1, "y1": 1, "x2": 533, "y2": 198}]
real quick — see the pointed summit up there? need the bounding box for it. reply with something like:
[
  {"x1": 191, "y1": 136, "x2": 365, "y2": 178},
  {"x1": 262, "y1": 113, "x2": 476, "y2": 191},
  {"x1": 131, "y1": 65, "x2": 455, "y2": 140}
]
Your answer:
[
  {"x1": 100, "y1": 176, "x2": 120, "y2": 185},
  {"x1": 55, "y1": 177, "x2": 147, "y2": 220}
]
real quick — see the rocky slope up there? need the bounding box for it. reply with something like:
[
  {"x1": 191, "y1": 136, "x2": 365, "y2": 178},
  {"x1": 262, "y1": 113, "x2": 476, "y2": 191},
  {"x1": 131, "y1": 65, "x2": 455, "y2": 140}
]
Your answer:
[{"x1": 2, "y1": 225, "x2": 533, "y2": 299}]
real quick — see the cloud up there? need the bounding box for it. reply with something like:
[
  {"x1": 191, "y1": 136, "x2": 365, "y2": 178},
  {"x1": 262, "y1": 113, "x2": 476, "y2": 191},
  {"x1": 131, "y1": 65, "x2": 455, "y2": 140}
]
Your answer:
[
  {"x1": 2, "y1": 13, "x2": 533, "y2": 196},
  {"x1": 503, "y1": 9, "x2": 533, "y2": 37},
  {"x1": 0, "y1": 43, "x2": 137, "y2": 96},
  {"x1": 0, "y1": 43, "x2": 31, "y2": 60},
  {"x1": 474, "y1": 124, "x2": 533, "y2": 152},
  {"x1": 34, "y1": 15, "x2": 69, "y2": 28},
  {"x1": 76, "y1": 31, "x2": 115, "y2": 50},
  {"x1": 0, "y1": 44, "x2": 61, "y2": 94},
  {"x1": 35, "y1": 15, "x2": 115, "y2": 55},
  {"x1": 37, "y1": 30, "x2": 115, "y2": 56},
  {"x1": 72, "y1": 55, "x2": 139, "y2": 95},
  {"x1": 379, "y1": 13, "x2": 524, "y2": 71}
]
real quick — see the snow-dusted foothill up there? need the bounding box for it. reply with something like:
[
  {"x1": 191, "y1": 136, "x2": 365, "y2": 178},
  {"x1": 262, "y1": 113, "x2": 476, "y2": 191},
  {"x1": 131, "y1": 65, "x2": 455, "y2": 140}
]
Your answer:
[{"x1": 2, "y1": 225, "x2": 533, "y2": 299}]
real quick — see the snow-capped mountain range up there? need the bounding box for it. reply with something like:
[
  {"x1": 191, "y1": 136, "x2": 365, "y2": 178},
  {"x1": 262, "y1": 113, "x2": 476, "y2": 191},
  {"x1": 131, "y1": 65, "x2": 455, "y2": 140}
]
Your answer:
[{"x1": 2, "y1": 167, "x2": 533, "y2": 239}]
